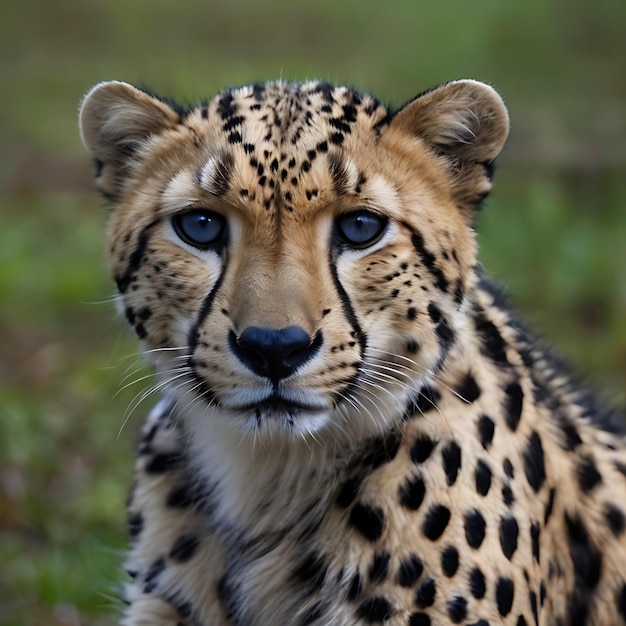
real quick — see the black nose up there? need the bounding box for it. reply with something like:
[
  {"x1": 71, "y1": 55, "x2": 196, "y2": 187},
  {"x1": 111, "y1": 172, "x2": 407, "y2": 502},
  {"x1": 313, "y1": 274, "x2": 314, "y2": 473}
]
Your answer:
[{"x1": 229, "y1": 326, "x2": 322, "y2": 383}]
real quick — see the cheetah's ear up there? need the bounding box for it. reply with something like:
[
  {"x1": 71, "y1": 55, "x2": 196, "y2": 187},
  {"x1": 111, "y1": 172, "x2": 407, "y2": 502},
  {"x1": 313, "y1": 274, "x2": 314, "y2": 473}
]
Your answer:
[
  {"x1": 390, "y1": 80, "x2": 510, "y2": 211},
  {"x1": 79, "y1": 81, "x2": 181, "y2": 200}
]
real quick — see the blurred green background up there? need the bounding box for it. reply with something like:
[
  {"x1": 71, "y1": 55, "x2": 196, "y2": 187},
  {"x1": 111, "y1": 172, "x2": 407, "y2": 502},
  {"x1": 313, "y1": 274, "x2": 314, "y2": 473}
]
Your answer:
[{"x1": 1, "y1": 0, "x2": 624, "y2": 623}]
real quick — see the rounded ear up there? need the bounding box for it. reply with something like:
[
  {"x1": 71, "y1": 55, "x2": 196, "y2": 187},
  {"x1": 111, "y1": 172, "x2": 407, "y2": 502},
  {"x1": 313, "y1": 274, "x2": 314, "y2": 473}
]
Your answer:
[
  {"x1": 79, "y1": 81, "x2": 181, "y2": 199},
  {"x1": 388, "y1": 80, "x2": 509, "y2": 213},
  {"x1": 391, "y1": 79, "x2": 509, "y2": 163}
]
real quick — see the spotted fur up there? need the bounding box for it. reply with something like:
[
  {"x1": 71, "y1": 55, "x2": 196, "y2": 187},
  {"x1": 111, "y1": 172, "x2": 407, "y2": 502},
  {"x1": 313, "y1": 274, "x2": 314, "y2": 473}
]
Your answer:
[{"x1": 79, "y1": 79, "x2": 626, "y2": 625}]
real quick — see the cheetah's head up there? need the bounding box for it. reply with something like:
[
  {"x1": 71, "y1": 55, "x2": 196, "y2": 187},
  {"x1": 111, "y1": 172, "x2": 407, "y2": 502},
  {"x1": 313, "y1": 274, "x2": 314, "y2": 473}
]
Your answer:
[{"x1": 80, "y1": 79, "x2": 508, "y2": 444}]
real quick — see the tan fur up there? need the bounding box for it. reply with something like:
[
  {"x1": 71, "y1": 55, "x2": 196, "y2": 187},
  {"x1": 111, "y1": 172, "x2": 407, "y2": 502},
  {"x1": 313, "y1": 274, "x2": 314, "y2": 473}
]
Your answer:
[{"x1": 80, "y1": 79, "x2": 626, "y2": 625}]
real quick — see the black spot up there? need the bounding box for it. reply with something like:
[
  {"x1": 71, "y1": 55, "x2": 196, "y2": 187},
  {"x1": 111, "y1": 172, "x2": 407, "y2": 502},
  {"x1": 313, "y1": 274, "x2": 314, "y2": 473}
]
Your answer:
[
  {"x1": 217, "y1": 91, "x2": 236, "y2": 120},
  {"x1": 169, "y1": 534, "x2": 199, "y2": 563},
  {"x1": 369, "y1": 551, "x2": 390, "y2": 583},
  {"x1": 356, "y1": 596, "x2": 392, "y2": 622},
  {"x1": 544, "y1": 488, "x2": 556, "y2": 525},
  {"x1": 605, "y1": 503, "x2": 625, "y2": 536},
  {"x1": 407, "y1": 306, "x2": 417, "y2": 320},
  {"x1": 474, "y1": 308, "x2": 508, "y2": 364},
  {"x1": 143, "y1": 557, "x2": 165, "y2": 594},
  {"x1": 557, "y1": 416, "x2": 582, "y2": 451},
  {"x1": 330, "y1": 132, "x2": 344, "y2": 145},
  {"x1": 427, "y1": 303, "x2": 455, "y2": 350},
  {"x1": 441, "y1": 546, "x2": 459, "y2": 577},
  {"x1": 422, "y1": 504, "x2": 451, "y2": 540},
  {"x1": 577, "y1": 454, "x2": 602, "y2": 493},
  {"x1": 496, "y1": 576, "x2": 515, "y2": 616},
  {"x1": 337, "y1": 475, "x2": 364, "y2": 508},
  {"x1": 145, "y1": 452, "x2": 181, "y2": 474},
  {"x1": 399, "y1": 474, "x2": 426, "y2": 511},
  {"x1": 397, "y1": 554, "x2": 423, "y2": 587},
  {"x1": 565, "y1": 513, "x2": 602, "y2": 591},
  {"x1": 216, "y1": 573, "x2": 232, "y2": 610},
  {"x1": 415, "y1": 578, "x2": 436, "y2": 607},
  {"x1": 128, "y1": 512, "x2": 143, "y2": 538},
  {"x1": 502, "y1": 484, "x2": 515, "y2": 507},
  {"x1": 442, "y1": 441, "x2": 462, "y2": 485},
  {"x1": 464, "y1": 509, "x2": 486, "y2": 549},
  {"x1": 411, "y1": 231, "x2": 449, "y2": 292},
  {"x1": 367, "y1": 431, "x2": 401, "y2": 468},
  {"x1": 477, "y1": 415, "x2": 495, "y2": 450},
  {"x1": 529, "y1": 590, "x2": 539, "y2": 626},
  {"x1": 469, "y1": 567, "x2": 486, "y2": 598},
  {"x1": 503, "y1": 382, "x2": 524, "y2": 431},
  {"x1": 523, "y1": 431, "x2": 546, "y2": 493},
  {"x1": 457, "y1": 373, "x2": 481, "y2": 403},
  {"x1": 406, "y1": 339, "x2": 420, "y2": 354},
  {"x1": 499, "y1": 516, "x2": 519, "y2": 560},
  {"x1": 447, "y1": 595, "x2": 468, "y2": 623},
  {"x1": 167, "y1": 485, "x2": 198, "y2": 509},
  {"x1": 404, "y1": 385, "x2": 441, "y2": 419},
  {"x1": 409, "y1": 613, "x2": 431, "y2": 626},
  {"x1": 134, "y1": 323, "x2": 147, "y2": 339},
  {"x1": 347, "y1": 572, "x2": 362, "y2": 601},
  {"x1": 503, "y1": 458, "x2": 514, "y2": 478},
  {"x1": 228, "y1": 131, "x2": 242, "y2": 144},
  {"x1": 617, "y1": 583, "x2": 626, "y2": 619},
  {"x1": 116, "y1": 222, "x2": 157, "y2": 293},
  {"x1": 475, "y1": 459, "x2": 492, "y2": 496},
  {"x1": 531, "y1": 521, "x2": 541, "y2": 562},
  {"x1": 330, "y1": 117, "x2": 351, "y2": 133},
  {"x1": 349, "y1": 503, "x2": 385, "y2": 541},
  {"x1": 411, "y1": 436, "x2": 437, "y2": 463},
  {"x1": 293, "y1": 551, "x2": 328, "y2": 593},
  {"x1": 342, "y1": 103, "x2": 358, "y2": 121},
  {"x1": 125, "y1": 306, "x2": 136, "y2": 325},
  {"x1": 453, "y1": 281, "x2": 464, "y2": 304},
  {"x1": 317, "y1": 140, "x2": 328, "y2": 153},
  {"x1": 428, "y1": 302, "x2": 443, "y2": 324},
  {"x1": 517, "y1": 617, "x2": 528, "y2": 626}
]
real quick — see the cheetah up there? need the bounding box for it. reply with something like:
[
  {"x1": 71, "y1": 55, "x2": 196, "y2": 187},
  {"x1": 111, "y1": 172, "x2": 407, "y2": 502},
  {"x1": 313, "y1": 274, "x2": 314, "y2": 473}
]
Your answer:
[{"x1": 79, "y1": 78, "x2": 626, "y2": 625}]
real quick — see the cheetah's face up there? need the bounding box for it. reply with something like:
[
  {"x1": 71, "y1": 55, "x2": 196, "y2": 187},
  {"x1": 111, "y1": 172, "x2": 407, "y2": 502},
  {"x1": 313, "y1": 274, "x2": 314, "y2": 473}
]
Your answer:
[{"x1": 80, "y1": 80, "x2": 508, "y2": 442}]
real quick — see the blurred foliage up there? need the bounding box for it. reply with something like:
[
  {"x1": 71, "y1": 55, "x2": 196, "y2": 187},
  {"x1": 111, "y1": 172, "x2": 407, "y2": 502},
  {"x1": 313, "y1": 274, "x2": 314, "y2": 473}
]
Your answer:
[{"x1": 0, "y1": 0, "x2": 624, "y2": 623}]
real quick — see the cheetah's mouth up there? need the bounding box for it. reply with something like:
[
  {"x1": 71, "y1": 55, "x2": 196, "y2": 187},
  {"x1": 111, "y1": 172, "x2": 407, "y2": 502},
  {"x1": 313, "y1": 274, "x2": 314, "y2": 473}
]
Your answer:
[{"x1": 229, "y1": 393, "x2": 326, "y2": 417}]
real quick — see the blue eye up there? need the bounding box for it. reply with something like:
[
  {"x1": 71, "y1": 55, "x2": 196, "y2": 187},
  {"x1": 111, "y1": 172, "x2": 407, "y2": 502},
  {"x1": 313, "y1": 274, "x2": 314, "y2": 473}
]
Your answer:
[
  {"x1": 337, "y1": 210, "x2": 388, "y2": 248},
  {"x1": 172, "y1": 210, "x2": 226, "y2": 249}
]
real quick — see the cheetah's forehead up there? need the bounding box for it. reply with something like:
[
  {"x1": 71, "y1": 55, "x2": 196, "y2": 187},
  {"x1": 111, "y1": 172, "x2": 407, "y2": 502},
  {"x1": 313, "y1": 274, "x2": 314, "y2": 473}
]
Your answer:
[
  {"x1": 205, "y1": 81, "x2": 388, "y2": 148},
  {"x1": 186, "y1": 81, "x2": 390, "y2": 214}
]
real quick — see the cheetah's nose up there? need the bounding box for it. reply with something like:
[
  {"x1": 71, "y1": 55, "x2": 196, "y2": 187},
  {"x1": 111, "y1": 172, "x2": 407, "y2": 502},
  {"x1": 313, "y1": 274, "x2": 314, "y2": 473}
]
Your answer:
[{"x1": 229, "y1": 326, "x2": 322, "y2": 383}]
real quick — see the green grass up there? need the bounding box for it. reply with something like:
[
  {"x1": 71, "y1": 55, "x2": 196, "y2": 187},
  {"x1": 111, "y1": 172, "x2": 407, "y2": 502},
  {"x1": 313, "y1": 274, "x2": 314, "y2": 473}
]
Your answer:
[{"x1": 1, "y1": 0, "x2": 624, "y2": 623}]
